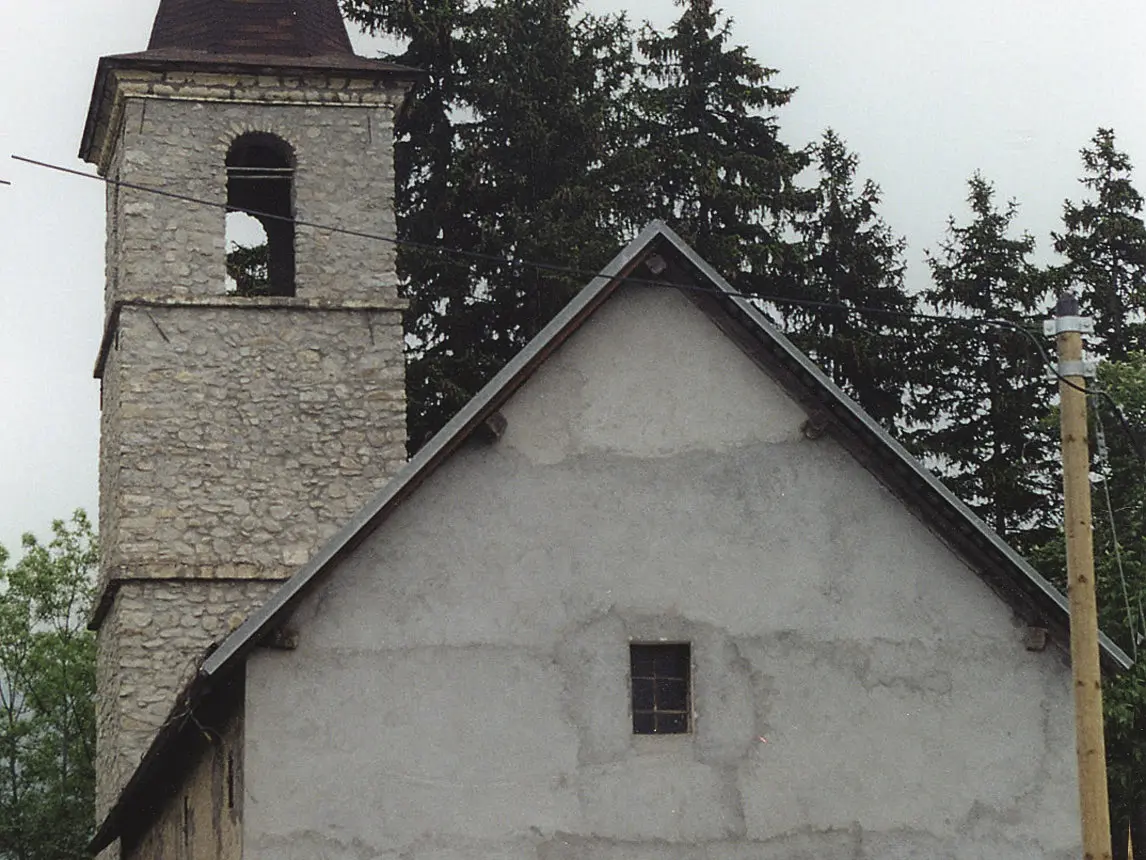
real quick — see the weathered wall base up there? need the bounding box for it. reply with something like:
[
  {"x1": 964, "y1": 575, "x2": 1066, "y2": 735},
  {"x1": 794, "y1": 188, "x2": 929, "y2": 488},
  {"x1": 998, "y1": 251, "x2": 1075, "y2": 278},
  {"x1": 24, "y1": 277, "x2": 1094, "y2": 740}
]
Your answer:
[
  {"x1": 95, "y1": 580, "x2": 275, "y2": 819},
  {"x1": 121, "y1": 682, "x2": 245, "y2": 860}
]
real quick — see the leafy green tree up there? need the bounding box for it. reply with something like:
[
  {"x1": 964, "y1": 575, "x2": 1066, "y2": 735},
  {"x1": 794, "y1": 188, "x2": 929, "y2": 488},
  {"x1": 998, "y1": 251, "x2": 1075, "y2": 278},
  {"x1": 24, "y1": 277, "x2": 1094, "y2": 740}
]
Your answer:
[
  {"x1": 785, "y1": 129, "x2": 917, "y2": 430},
  {"x1": 0, "y1": 511, "x2": 96, "y2": 860},
  {"x1": 1055, "y1": 128, "x2": 1146, "y2": 361},
  {"x1": 633, "y1": 0, "x2": 810, "y2": 288},
  {"x1": 911, "y1": 173, "x2": 1053, "y2": 549}
]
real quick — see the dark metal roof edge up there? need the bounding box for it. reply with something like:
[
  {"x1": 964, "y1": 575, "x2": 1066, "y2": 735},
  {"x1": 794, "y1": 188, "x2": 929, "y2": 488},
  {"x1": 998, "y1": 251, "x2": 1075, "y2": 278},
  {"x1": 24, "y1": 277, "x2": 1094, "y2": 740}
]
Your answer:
[
  {"x1": 79, "y1": 56, "x2": 114, "y2": 164},
  {"x1": 198, "y1": 221, "x2": 667, "y2": 678},
  {"x1": 650, "y1": 224, "x2": 1132, "y2": 671},
  {"x1": 95, "y1": 48, "x2": 422, "y2": 77}
]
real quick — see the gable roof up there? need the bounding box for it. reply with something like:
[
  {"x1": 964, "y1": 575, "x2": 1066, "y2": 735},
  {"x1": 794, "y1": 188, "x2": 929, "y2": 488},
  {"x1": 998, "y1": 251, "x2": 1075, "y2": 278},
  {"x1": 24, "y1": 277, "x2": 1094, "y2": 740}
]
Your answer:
[{"x1": 90, "y1": 221, "x2": 1132, "y2": 853}]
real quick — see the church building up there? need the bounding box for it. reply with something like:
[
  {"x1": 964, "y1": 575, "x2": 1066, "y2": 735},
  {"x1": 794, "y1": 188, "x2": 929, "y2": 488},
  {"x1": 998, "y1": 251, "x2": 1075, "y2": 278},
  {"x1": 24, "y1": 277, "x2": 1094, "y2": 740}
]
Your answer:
[{"x1": 80, "y1": 1, "x2": 1129, "y2": 859}]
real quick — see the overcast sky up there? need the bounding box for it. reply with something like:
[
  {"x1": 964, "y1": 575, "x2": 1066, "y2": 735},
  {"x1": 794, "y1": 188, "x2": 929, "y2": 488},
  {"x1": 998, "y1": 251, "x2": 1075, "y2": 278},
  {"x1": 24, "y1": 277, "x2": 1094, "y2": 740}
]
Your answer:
[{"x1": 3, "y1": 0, "x2": 1146, "y2": 554}]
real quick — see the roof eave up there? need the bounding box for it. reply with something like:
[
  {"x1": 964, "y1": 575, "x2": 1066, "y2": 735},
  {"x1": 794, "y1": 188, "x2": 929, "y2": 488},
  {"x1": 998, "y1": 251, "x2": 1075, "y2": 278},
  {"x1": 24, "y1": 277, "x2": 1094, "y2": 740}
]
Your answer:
[{"x1": 651, "y1": 226, "x2": 1133, "y2": 672}]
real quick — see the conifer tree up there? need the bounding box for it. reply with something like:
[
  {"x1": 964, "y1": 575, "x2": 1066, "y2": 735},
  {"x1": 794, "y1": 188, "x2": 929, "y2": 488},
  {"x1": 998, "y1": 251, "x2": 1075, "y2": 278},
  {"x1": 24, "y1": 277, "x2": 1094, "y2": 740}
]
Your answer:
[
  {"x1": 633, "y1": 0, "x2": 810, "y2": 291},
  {"x1": 786, "y1": 129, "x2": 917, "y2": 430},
  {"x1": 1055, "y1": 128, "x2": 1146, "y2": 361},
  {"x1": 1028, "y1": 356, "x2": 1146, "y2": 859},
  {"x1": 912, "y1": 173, "x2": 1053, "y2": 548},
  {"x1": 433, "y1": 0, "x2": 637, "y2": 402},
  {"x1": 342, "y1": 0, "x2": 637, "y2": 447},
  {"x1": 1092, "y1": 356, "x2": 1146, "y2": 860}
]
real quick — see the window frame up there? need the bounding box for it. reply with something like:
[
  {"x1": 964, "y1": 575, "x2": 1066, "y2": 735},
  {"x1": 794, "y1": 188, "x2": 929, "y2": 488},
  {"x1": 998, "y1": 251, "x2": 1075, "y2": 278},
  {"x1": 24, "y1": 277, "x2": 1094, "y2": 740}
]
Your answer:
[{"x1": 629, "y1": 642, "x2": 692, "y2": 735}]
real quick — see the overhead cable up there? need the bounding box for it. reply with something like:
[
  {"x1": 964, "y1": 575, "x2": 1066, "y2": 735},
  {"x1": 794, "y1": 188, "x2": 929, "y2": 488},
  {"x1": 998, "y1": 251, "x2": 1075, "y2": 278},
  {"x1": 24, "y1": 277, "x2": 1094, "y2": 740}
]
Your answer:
[{"x1": 11, "y1": 152, "x2": 1145, "y2": 464}]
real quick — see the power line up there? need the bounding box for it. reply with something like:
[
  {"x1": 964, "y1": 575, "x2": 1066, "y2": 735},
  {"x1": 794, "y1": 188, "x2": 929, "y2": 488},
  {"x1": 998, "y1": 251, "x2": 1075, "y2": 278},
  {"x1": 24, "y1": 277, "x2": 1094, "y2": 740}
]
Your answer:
[
  {"x1": 1, "y1": 155, "x2": 1058, "y2": 331},
  {"x1": 11, "y1": 152, "x2": 1146, "y2": 463}
]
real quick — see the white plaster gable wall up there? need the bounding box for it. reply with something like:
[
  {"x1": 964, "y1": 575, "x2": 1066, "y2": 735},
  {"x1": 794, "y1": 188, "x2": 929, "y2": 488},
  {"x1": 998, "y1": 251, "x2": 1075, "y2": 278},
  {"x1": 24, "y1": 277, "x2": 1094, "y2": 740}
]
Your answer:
[
  {"x1": 503, "y1": 286, "x2": 808, "y2": 463},
  {"x1": 244, "y1": 285, "x2": 1079, "y2": 860}
]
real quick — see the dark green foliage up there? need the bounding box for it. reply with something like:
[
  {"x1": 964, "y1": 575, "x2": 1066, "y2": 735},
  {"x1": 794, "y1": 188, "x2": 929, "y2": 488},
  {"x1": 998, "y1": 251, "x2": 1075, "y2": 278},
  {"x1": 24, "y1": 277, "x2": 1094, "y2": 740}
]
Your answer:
[
  {"x1": 225, "y1": 242, "x2": 271, "y2": 296},
  {"x1": 1087, "y1": 359, "x2": 1146, "y2": 858},
  {"x1": 912, "y1": 174, "x2": 1054, "y2": 549},
  {"x1": 1029, "y1": 356, "x2": 1146, "y2": 858},
  {"x1": 0, "y1": 512, "x2": 96, "y2": 860},
  {"x1": 1036, "y1": 128, "x2": 1146, "y2": 853},
  {"x1": 633, "y1": 0, "x2": 810, "y2": 287},
  {"x1": 784, "y1": 129, "x2": 917, "y2": 429},
  {"x1": 342, "y1": 0, "x2": 815, "y2": 449},
  {"x1": 1092, "y1": 360, "x2": 1146, "y2": 658},
  {"x1": 1055, "y1": 129, "x2": 1146, "y2": 361},
  {"x1": 344, "y1": 0, "x2": 637, "y2": 449}
]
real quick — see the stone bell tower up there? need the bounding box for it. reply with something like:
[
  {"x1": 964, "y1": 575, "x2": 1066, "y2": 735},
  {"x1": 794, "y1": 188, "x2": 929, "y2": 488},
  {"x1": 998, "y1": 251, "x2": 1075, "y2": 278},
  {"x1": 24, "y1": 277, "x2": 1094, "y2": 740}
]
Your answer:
[{"x1": 80, "y1": 0, "x2": 417, "y2": 819}]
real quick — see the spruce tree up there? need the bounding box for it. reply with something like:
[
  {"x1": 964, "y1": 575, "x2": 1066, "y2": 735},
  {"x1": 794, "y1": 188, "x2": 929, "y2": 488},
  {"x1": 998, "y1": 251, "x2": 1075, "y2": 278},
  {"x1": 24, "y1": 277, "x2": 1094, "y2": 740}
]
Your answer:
[
  {"x1": 342, "y1": 0, "x2": 473, "y2": 445},
  {"x1": 343, "y1": 0, "x2": 637, "y2": 448},
  {"x1": 1055, "y1": 128, "x2": 1146, "y2": 361},
  {"x1": 342, "y1": 0, "x2": 817, "y2": 448},
  {"x1": 786, "y1": 129, "x2": 917, "y2": 430},
  {"x1": 633, "y1": 0, "x2": 810, "y2": 290},
  {"x1": 912, "y1": 173, "x2": 1053, "y2": 548}
]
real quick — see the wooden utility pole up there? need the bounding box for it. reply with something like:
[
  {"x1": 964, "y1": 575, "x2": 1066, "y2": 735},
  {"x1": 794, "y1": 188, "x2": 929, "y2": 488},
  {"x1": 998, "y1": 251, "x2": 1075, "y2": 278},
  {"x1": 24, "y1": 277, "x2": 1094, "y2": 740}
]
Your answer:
[{"x1": 1053, "y1": 291, "x2": 1112, "y2": 860}]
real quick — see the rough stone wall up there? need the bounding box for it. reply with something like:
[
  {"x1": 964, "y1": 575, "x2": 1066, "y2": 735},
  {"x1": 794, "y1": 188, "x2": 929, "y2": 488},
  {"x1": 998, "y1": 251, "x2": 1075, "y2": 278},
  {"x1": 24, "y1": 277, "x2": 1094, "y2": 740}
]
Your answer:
[
  {"x1": 92, "y1": 68, "x2": 409, "y2": 824},
  {"x1": 95, "y1": 303, "x2": 404, "y2": 816},
  {"x1": 96, "y1": 580, "x2": 275, "y2": 819},
  {"x1": 121, "y1": 693, "x2": 245, "y2": 860},
  {"x1": 243, "y1": 286, "x2": 1082, "y2": 860},
  {"x1": 98, "y1": 71, "x2": 405, "y2": 309},
  {"x1": 98, "y1": 304, "x2": 405, "y2": 591}
]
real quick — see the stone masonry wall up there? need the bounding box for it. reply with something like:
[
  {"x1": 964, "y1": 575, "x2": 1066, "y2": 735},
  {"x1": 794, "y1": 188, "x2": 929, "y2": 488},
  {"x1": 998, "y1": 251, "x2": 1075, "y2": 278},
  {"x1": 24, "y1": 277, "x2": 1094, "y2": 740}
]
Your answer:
[
  {"x1": 96, "y1": 580, "x2": 274, "y2": 822},
  {"x1": 99, "y1": 304, "x2": 406, "y2": 590},
  {"x1": 95, "y1": 302, "x2": 405, "y2": 815},
  {"x1": 100, "y1": 71, "x2": 405, "y2": 311},
  {"x1": 93, "y1": 70, "x2": 410, "y2": 820}
]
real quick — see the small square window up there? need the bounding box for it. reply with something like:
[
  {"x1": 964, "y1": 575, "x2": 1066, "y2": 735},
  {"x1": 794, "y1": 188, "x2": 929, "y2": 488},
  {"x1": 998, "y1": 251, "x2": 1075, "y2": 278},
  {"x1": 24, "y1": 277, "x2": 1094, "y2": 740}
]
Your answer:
[{"x1": 630, "y1": 643, "x2": 690, "y2": 734}]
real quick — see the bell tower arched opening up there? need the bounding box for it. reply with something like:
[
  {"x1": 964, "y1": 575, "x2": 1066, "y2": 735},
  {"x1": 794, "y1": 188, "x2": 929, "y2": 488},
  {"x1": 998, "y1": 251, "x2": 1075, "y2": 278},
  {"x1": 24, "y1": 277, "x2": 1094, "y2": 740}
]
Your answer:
[{"x1": 225, "y1": 133, "x2": 295, "y2": 297}]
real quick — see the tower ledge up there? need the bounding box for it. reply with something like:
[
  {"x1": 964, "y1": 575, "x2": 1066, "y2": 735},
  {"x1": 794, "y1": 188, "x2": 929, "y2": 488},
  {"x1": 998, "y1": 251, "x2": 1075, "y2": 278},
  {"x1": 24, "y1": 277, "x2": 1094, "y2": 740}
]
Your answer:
[{"x1": 80, "y1": 51, "x2": 420, "y2": 172}]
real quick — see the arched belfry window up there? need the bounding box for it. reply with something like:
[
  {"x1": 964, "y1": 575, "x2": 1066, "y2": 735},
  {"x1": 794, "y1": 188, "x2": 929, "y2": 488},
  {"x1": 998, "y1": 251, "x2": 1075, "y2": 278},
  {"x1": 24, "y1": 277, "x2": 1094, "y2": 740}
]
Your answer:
[{"x1": 225, "y1": 133, "x2": 295, "y2": 297}]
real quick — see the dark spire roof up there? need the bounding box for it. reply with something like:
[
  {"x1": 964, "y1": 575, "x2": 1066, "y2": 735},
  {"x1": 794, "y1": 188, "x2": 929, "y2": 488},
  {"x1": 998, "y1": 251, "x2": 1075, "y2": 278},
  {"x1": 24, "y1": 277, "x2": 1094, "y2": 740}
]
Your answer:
[{"x1": 147, "y1": 0, "x2": 354, "y2": 57}]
